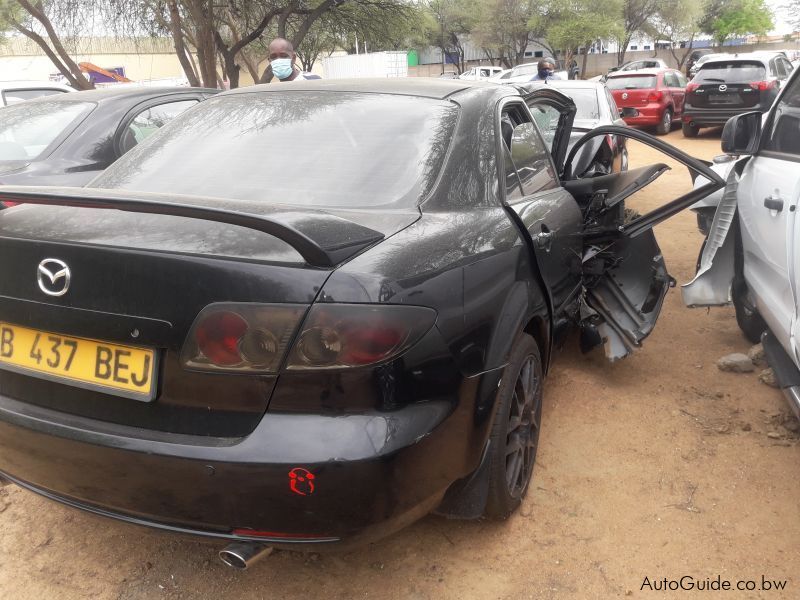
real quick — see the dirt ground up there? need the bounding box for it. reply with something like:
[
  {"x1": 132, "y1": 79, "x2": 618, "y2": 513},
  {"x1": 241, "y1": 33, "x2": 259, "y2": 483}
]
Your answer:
[{"x1": 1, "y1": 128, "x2": 798, "y2": 600}]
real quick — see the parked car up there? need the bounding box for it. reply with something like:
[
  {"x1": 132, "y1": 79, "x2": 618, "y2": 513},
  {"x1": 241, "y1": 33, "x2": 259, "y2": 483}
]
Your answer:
[
  {"x1": 682, "y1": 53, "x2": 794, "y2": 137},
  {"x1": 0, "y1": 80, "x2": 74, "y2": 106},
  {"x1": 0, "y1": 86, "x2": 217, "y2": 207},
  {"x1": 533, "y1": 79, "x2": 631, "y2": 175},
  {"x1": 596, "y1": 58, "x2": 670, "y2": 83},
  {"x1": 683, "y1": 67, "x2": 800, "y2": 421},
  {"x1": 0, "y1": 79, "x2": 723, "y2": 565},
  {"x1": 606, "y1": 68, "x2": 689, "y2": 135},
  {"x1": 687, "y1": 53, "x2": 726, "y2": 78},
  {"x1": 686, "y1": 50, "x2": 717, "y2": 77},
  {"x1": 610, "y1": 58, "x2": 669, "y2": 74},
  {"x1": 490, "y1": 60, "x2": 570, "y2": 83},
  {"x1": 458, "y1": 66, "x2": 505, "y2": 80}
]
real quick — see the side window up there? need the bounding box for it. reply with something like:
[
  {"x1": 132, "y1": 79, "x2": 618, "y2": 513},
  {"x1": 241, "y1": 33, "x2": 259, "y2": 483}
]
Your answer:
[
  {"x1": 605, "y1": 89, "x2": 620, "y2": 118},
  {"x1": 500, "y1": 103, "x2": 558, "y2": 203},
  {"x1": 676, "y1": 72, "x2": 688, "y2": 87},
  {"x1": 528, "y1": 103, "x2": 561, "y2": 150},
  {"x1": 781, "y1": 58, "x2": 793, "y2": 77},
  {"x1": 763, "y1": 75, "x2": 800, "y2": 157},
  {"x1": 119, "y1": 99, "x2": 198, "y2": 155},
  {"x1": 664, "y1": 72, "x2": 679, "y2": 88},
  {"x1": 771, "y1": 59, "x2": 785, "y2": 79}
]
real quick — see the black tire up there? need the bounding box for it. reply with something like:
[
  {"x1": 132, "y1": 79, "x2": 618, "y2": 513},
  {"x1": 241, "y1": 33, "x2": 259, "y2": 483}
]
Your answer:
[
  {"x1": 732, "y1": 283, "x2": 767, "y2": 344},
  {"x1": 656, "y1": 108, "x2": 673, "y2": 135},
  {"x1": 682, "y1": 121, "x2": 699, "y2": 138},
  {"x1": 485, "y1": 333, "x2": 543, "y2": 519},
  {"x1": 731, "y1": 218, "x2": 767, "y2": 343}
]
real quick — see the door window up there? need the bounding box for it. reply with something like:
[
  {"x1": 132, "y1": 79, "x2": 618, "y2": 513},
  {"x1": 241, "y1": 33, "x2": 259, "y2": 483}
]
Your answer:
[
  {"x1": 500, "y1": 104, "x2": 557, "y2": 202},
  {"x1": 664, "y1": 72, "x2": 679, "y2": 88},
  {"x1": 605, "y1": 88, "x2": 620, "y2": 118},
  {"x1": 676, "y1": 72, "x2": 688, "y2": 87},
  {"x1": 119, "y1": 99, "x2": 198, "y2": 154},
  {"x1": 762, "y1": 74, "x2": 800, "y2": 157}
]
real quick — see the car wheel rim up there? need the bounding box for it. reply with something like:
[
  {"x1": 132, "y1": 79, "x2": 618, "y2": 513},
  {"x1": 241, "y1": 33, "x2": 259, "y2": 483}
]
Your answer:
[
  {"x1": 505, "y1": 355, "x2": 541, "y2": 498},
  {"x1": 663, "y1": 112, "x2": 671, "y2": 128}
]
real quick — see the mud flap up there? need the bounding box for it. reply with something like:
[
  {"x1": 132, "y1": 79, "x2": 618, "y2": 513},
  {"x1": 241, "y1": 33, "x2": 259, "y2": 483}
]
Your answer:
[
  {"x1": 584, "y1": 232, "x2": 672, "y2": 361},
  {"x1": 681, "y1": 161, "x2": 747, "y2": 307}
]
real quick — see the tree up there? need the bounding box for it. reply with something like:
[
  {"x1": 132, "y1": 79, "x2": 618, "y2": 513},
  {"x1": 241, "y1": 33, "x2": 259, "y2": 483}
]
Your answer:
[
  {"x1": 783, "y1": 1, "x2": 800, "y2": 31},
  {"x1": 0, "y1": 0, "x2": 95, "y2": 89},
  {"x1": 539, "y1": 0, "x2": 623, "y2": 72},
  {"x1": 471, "y1": 0, "x2": 541, "y2": 68},
  {"x1": 650, "y1": 0, "x2": 707, "y2": 68},
  {"x1": 613, "y1": 0, "x2": 660, "y2": 65},
  {"x1": 701, "y1": 0, "x2": 773, "y2": 47},
  {"x1": 424, "y1": 0, "x2": 477, "y2": 74}
]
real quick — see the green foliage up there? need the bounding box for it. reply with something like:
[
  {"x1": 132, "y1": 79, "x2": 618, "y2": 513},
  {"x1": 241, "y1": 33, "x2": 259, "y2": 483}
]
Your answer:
[
  {"x1": 701, "y1": 0, "x2": 773, "y2": 46},
  {"x1": 541, "y1": 0, "x2": 624, "y2": 56}
]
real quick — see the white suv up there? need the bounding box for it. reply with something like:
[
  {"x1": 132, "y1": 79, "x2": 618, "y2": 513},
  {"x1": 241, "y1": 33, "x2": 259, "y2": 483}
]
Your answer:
[{"x1": 683, "y1": 67, "x2": 800, "y2": 420}]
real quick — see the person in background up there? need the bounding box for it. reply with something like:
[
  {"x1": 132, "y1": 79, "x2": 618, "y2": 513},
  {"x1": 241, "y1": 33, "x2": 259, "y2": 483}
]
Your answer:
[
  {"x1": 268, "y1": 38, "x2": 322, "y2": 82},
  {"x1": 529, "y1": 59, "x2": 561, "y2": 82}
]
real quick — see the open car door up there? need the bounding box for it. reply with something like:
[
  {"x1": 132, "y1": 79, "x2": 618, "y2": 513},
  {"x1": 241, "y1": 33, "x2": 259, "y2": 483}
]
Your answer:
[{"x1": 560, "y1": 125, "x2": 724, "y2": 360}]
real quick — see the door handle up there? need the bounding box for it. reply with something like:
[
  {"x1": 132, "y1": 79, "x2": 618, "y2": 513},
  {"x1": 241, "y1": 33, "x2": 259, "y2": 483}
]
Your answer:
[
  {"x1": 764, "y1": 196, "x2": 784, "y2": 212},
  {"x1": 533, "y1": 231, "x2": 554, "y2": 252}
]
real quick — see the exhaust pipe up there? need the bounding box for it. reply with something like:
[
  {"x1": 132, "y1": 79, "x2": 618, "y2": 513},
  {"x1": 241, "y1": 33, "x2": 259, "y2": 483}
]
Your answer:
[{"x1": 219, "y1": 542, "x2": 273, "y2": 570}]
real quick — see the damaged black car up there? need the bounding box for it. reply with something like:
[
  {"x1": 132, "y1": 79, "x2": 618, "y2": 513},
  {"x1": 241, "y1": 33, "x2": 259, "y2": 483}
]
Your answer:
[{"x1": 0, "y1": 79, "x2": 723, "y2": 566}]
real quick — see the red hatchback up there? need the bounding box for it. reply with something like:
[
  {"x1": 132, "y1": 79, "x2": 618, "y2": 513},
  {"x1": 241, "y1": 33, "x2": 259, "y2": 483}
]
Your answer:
[{"x1": 606, "y1": 68, "x2": 689, "y2": 135}]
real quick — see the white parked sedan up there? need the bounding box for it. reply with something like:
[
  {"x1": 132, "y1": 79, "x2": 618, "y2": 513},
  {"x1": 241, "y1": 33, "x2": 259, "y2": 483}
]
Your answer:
[
  {"x1": 683, "y1": 66, "x2": 800, "y2": 420},
  {"x1": 0, "y1": 81, "x2": 74, "y2": 106}
]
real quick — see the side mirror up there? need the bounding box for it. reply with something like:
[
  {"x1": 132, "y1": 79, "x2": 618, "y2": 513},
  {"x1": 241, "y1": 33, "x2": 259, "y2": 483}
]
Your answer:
[
  {"x1": 721, "y1": 111, "x2": 761, "y2": 155},
  {"x1": 620, "y1": 107, "x2": 640, "y2": 118}
]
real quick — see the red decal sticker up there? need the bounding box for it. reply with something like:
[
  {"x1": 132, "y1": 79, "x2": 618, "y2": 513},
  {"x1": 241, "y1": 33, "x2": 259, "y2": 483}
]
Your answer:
[{"x1": 288, "y1": 467, "x2": 315, "y2": 496}]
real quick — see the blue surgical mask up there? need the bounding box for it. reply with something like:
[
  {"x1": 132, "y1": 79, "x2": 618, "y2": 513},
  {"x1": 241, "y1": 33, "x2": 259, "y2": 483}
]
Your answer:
[
  {"x1": 271, "y1": 58, "x2": 294, "y2": 80},
  {"x1": 539, "y1": 69, "x2": 553, "y2": 79}
]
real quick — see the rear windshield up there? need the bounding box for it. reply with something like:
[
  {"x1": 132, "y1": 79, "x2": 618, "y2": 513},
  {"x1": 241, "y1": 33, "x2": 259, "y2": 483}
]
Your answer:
[
  {"x1": 696, "y1": 61, "x2": 766, "y2": 83},
  {"x1": 561, "y1": 88, "x2": 600, "y2": 120},
  {"x1": 94, "y1": 92, "x2": 458, "y2": 209},
  {"x1": 0, "y1": 100, "x2": 93, "y2": 160},
  {"x1": 606, "y1": 75, "x2": 657, "y2": 90}
]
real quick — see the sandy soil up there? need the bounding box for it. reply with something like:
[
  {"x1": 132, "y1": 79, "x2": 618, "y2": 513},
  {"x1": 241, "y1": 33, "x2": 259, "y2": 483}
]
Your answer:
[{"x1": 1, "y1": 129, "x2": 798, "y2": 600}]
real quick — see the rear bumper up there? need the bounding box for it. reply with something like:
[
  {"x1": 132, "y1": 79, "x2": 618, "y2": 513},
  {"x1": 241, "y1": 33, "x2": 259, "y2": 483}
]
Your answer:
[
  {"x1": 0, "y1": 366, "x2": 499, "y2": 549},
  {"x1": 682, "y1": 106, "x2": 766, "y2": 126},
  {"x1": 622, "y1": 104, "x2": 663, "y2": 127}
]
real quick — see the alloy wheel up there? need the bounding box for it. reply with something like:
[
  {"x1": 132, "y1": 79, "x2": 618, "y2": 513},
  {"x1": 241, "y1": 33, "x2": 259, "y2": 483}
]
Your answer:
[{"x1": 505, "y1": 355, "x2": 541, "y2": 498}]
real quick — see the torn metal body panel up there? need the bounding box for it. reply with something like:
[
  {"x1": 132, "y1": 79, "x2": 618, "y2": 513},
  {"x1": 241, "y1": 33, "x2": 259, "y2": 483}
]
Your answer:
[{"x1": 682, "y1": 162, "x2": 747, "y2": 307}]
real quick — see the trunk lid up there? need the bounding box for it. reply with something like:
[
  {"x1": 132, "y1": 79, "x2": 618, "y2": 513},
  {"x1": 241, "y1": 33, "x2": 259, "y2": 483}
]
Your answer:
[
  {"x1": 607, "y1": 74, "x2": 659, "y2": 107},
  {"x1": 0, "y1": 189, "x2": 417, "y2": 436}
]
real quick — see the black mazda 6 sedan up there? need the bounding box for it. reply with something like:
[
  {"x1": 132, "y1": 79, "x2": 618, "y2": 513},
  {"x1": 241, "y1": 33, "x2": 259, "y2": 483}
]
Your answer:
[{"x1": 0, "y1": 79, "x2": 723, "y2": 566}]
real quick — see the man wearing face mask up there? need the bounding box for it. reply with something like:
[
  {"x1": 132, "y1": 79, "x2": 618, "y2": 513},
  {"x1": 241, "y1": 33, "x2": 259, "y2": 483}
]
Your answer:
[
  {"x1": 529, "y1": 59, "x2": 561, "y2": 82},
  {"x1": 267, "y1": 37, "x2": 322, "y2": 82}
]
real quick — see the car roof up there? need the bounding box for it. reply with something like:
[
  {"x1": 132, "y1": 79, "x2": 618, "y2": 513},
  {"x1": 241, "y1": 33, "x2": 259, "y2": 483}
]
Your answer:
[
  {"x1": 608, "y1": 68, "x2": 668, "y2": 76},
  {"x1": 545, "y1": 80, "x2": 604, "y2": 90},
  {"x1": 22, "y1": 85, "x2": 218, "y2": 104},
  {"x1": 703, "y1": 53, "x2": 770, "y2": 66},
  {"x1": 223, "y1": 78, "x2": 482, "y2": 100}
]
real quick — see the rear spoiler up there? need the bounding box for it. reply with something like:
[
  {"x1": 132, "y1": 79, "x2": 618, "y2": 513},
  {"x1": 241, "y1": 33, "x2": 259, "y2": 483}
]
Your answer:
[{"x1": 0, "y1": 186, "x2": 385, "y2": 268}]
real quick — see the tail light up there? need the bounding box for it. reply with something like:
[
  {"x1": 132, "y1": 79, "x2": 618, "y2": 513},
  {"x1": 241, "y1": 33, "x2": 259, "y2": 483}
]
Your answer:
[
  {"x1": 181, "y1": 303, "x2": 306, "y2": 373},
  {"x1": 686, "y1": 83, "x2": 700, "y2": 93},
  {"x1": 286, "y1": 304, "x2": 436, "y2": 370},
  {"x1": 749, "y1": 80, "x2": 777, "y2": 91},
  {"x1": 647, "y1": 91, "x2": 663, "y2": 102},
  {"x1": 180, "y1": 303, "x2": 436, "y2": 373}
]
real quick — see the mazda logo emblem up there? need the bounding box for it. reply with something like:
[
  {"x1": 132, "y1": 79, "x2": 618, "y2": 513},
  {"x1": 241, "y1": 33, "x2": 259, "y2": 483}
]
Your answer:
[
  {"x1": 719, "y1": 84, "x2": 727, "y2": 92},
  {"x1": 37, "y1": 258, "x2": 71, "y2": 297}
]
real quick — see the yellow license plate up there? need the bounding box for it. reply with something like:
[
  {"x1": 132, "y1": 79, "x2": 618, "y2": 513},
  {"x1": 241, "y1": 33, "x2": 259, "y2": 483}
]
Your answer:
[{"x1": 0, "y1": 322, "x2": 156, "y2": 401}]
